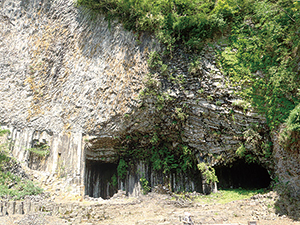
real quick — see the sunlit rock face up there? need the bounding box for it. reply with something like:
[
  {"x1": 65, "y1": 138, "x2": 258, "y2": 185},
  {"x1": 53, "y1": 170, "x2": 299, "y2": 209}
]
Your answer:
[
  {"x1": 0, "y1": 0, "x2": 158, "y2": 136},
  {"x1": 0, "y1": 0, "x2": 274, "y2": 197}
]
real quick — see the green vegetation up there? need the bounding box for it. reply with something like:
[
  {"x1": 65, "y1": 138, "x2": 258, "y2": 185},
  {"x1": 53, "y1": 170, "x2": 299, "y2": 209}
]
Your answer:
[
  {"x1": 197, "y1": 162, "x2": 218, "y2": 184},
  {"x1": 280, "y1": 103, "x2": 300, "y2": 148},
  {"x1": 77, "y1": 0, "x2": 224, "y2": 52},
  {"x1": 284, "y1": 103, "x2": 300, "y2": 133},
  {"x1": 194, "y1": 188, "x2": 267, "y2": 204},
  {"x1": 117, "y1": 158, "x2": 128, "y2": 180},
  {"x1": 26, "y1": 143, "x2": 50, "y2": 158},
  {"x1": 77, "y1": 0, "x2": 300, "y2": 131},
  {"x1": 111, "y1": 174, "x2": 118, "y2": 187},
  {"x1": 77, "y1": 0, "x2": 300, "y2": 191},
  {"x1": 0, "y1": 129, "x2": 10, "y2": 136},
  {"x1": 0, "y1": 129, "x2": 43, "y2": 200},
  {"x1": 218, "y1": 0, "x2": 300, "y2": 130},
  {"x1": 140, "y1": 175, "x2": 151, "y2": 194},
  {"x1": 0, "y1": 170, "x2": 43, "y2": 200}
]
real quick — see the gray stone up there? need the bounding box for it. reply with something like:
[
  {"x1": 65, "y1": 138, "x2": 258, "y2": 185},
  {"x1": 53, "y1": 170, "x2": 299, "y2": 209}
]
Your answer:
[{"x1": 6, "y1": 201, "x2": 15, "y2": 215}]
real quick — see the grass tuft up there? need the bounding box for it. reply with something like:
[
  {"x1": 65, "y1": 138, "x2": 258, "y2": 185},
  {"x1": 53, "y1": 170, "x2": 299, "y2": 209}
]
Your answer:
[{"x1": 194, "y1": 188, "x2": 268, "y2": 204}]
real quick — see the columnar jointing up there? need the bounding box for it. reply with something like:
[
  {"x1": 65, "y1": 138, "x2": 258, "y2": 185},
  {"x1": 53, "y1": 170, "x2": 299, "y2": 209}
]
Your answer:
[
  {"x1": 84, "y1": 160, "x2": 118, "y2": 199},
  {"x1": 215, "y1": 159, "x2": 271, "y2": 189}
]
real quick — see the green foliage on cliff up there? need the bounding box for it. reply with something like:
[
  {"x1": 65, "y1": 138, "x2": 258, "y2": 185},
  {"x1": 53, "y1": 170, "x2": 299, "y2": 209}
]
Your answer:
[
  {"x1": 0, "y1": 129, "x2": 10, "y2": 136},
  {"x1": 76, "y1": 0, "x2": 225, "y2": 52},
  {"x1": 219, "y1": 0, "x2": 300, "y2": 130},
  {"x1": 285, "y1": 104, "x2": 300, "y2": 132},
  {"x1": 280, "y1": 103, "x2": 300, "y2": 147},
  {"x1": 77, "y1": 0, "x2": 300, "y2": 130},
  {"x1": 0, "y1": 129, "x2": 43, "y2": 200},
  {"x1": 78, "y1": 0, "x2": 300, "y2": 185},
  {"x1": 26, "y1": 143, "x2": 50, "y2": 158},
  {"x1": 117, "y1": 158, "x2": 128, "y2": 180}
]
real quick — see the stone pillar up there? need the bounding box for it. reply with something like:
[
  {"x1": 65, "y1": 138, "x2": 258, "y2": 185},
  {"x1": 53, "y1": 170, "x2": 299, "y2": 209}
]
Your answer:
[
  {"x1": 15, "y1": 201, "x2": 24, "y2": 214},
  {"x1": 0, "y1": 200, "x2": 3, "y2": 216},
  {"x1": 23, "y1": 197, "x2": 31, "y2": 214},
  {"x1": 7, "y1": 201, "x2": 15, "y2": 215}
]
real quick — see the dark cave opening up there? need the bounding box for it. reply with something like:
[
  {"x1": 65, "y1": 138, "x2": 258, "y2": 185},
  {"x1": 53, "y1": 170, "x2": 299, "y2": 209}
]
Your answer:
[
  {"x1": 84, "y1": 160, "x2": 118, "y2": 199},
  {"x1": 214, "y1": 160, "x2": 271, "y2": 189}
]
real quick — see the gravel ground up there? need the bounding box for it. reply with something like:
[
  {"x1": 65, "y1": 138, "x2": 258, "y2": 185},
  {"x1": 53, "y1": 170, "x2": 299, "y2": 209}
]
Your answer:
[{"x1": 1, "y1": 191, "x2": 300, "y2": 225}]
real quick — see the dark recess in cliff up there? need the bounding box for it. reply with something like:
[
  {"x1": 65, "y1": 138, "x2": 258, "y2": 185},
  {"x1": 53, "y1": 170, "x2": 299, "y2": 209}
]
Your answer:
[
  {"x1": 84, "y1": 160, "x2": 118, "y2": 199},
  {"x1": 215, "y1": 160, "x2": 271, "y2": 189}
]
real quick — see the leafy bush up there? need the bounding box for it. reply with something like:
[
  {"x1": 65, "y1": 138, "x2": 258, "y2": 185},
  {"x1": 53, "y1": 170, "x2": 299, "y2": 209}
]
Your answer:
[
  {"x1": 0, "y1": 171, "x2": 43, "y2": 200},
  {"x1": 0, "y1": 129, "x2": 10, "y2": 136},
  {"x1": 0, "y1": 132, "x2": 43, "y2": 200},
  {"x1": 27, "y1": 147, "x2": 50, "y2": 157},
  {"x1": 197, "y1": 162, "x2": 218, "y2": 184}
]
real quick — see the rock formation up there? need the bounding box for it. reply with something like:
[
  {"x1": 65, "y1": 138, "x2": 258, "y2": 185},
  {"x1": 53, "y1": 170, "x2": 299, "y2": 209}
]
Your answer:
[{"x1": 0, "y1": 0, "x2": 284, "y2": 202}]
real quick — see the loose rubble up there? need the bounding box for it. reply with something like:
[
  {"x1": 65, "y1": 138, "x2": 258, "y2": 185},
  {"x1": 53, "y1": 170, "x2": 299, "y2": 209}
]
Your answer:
[{"x1": 0, "y1": 185, "x2": 299, "y2": 225}]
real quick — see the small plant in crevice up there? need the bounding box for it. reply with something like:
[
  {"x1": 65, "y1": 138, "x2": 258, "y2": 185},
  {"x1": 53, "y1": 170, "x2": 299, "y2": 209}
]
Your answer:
[
  {"x1": 26, "y1": 142, "x2": 50, "y2": 158},
  {"x1": 147, "y1": 51, "x2": 163, "y2": 70},
  {"x1": 207, "y1": 95, "x2": 213, "y2": 101},
  {"x1": 232, "y1": 99, "x2": 251, "y2": 113},
  {"x1": 140, "y1": 174, "x2": 151, "y2": 195},
  {"x1": 188, "y1": 56, "x2": 203, "y2": 76},
  {"x1": 216, "y1": 100, "x2": 222, "y2": 106}
]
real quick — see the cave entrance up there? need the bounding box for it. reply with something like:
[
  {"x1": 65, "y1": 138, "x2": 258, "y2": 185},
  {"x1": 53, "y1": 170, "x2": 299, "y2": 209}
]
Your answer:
[
  {"x1": 84, "y1": 160, "x2": 118, "y2": 199},
  {"x1": 214, "y1": 160, "x2": 271, "y2": 189}
]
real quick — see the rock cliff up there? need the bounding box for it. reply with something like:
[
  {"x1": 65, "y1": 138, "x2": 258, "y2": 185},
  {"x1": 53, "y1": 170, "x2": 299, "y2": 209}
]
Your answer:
[{"x1": 0, "y1": 0, "x2": 286, "y2": 202}]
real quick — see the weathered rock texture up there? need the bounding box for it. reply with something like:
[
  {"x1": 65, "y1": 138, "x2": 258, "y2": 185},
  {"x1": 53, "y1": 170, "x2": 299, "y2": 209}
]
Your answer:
[
  {"x1": 273, "y1": 128, "x2": 300, "y2": 220},
  {"x1": 0, "y1": 191, "x2": 294, "y2": 225},
  {"x1": 0, "y1": 0, "x2": 275, "y2": 199}
]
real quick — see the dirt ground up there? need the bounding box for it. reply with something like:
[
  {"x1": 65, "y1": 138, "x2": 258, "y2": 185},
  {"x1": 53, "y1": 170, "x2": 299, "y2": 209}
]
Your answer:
[{"x1": 1, "y1": 191, "x2": 300, "y2": 225}]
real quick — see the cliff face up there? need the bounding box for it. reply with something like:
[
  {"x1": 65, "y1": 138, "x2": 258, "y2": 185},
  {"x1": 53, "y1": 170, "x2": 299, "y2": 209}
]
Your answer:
[
  {"x1": 0, "y1": 0, "x2": 274, "y2": 197},
  {"x1": 0, "y1": 0, "x2": 155, "y2": 134},
  {"x1": 272, "y1": 128, "x2": 300, "y2": 219}
]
